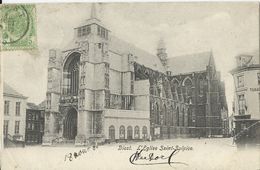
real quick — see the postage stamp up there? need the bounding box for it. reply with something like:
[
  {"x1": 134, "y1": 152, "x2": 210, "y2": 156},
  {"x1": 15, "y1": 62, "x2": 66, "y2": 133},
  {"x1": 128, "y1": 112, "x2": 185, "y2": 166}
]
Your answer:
[{"x1": 1, "y1": 4, "x2": 37, "y2": 50}]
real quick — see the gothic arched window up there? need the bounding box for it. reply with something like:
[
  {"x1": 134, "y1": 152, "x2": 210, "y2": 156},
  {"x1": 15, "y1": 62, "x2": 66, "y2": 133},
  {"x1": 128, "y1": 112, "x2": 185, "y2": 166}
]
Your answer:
[
  {"x1": 176, "y1": 107, "x2": 179, "y2": 126},
  {"x1": 183, "y1": 78, "x2": 193, "y2": 103},
  {"x1": 63, "y1": 52, "x2": 80, "y2": 96},
  {"x1": 155, "y1": 103, "x2": 160, "y2": 125},
  {"x1": 142, "y1": 126, "x2": 148, "y2": 139},
  {"x1": 162, "y1": 104, "x2": 167, "y2": 125},
  {"x1": 134, "y1": 126, "x2": 140, "y2": 139},
  {"x1": 171, "y1": 79, "x2": 179, "y2": 100},
  {"x1": 187, "y1": 108, "x2": 192, "y2": 127},
  {"x1": 182, "y1": 108, "x2": 185, "y2": 126},
  {"x1": 177, "y1": 85, "x2": 182, "y2": 102},
  {"x1": 198, "y1": 76, "x2": 205, "y2": 95},
  {"x1": 119, "y1": 125, "x2": 125, "y2": 139},
  {"x1": 170, "y1": 105, "x2": 174, "y2": 126}
]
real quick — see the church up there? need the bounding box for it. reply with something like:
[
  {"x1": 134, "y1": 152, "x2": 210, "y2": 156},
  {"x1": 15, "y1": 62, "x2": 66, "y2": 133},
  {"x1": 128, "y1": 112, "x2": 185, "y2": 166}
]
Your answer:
[{"x1": 43, "y1": 4, "x2": 228, "y2": 145}]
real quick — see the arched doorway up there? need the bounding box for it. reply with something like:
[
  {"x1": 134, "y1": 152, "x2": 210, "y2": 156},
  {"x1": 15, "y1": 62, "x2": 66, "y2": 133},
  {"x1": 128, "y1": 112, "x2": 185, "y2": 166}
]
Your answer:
[
  {"x1": 63, "y1": 108, "x2": 78, "y2": 140},
  {"x1": 127, "y1": 126, "x2": 133, "y2": 140},
  {"x1": 109, "y1": 125, "x2": 115, "y2": 140}
]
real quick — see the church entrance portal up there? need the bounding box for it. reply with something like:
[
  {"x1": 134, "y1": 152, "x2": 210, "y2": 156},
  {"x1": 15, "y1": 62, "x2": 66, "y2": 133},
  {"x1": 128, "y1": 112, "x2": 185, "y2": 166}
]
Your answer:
[{"x1": 63, "y1": 108, "x2": 78, "y2": 140}]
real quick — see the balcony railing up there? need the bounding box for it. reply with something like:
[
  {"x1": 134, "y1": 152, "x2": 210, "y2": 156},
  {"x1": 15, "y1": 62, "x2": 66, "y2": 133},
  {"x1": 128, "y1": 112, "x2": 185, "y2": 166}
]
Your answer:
[
  {"x1": 238, "y1": 109, "x2": 245, "y2": 115},
  {"x1": 60, "y1": 95, "x2": 78, "y2": 104},
  {"x1": 109, "y1": 94, "x2": 134, "y2": 110}
]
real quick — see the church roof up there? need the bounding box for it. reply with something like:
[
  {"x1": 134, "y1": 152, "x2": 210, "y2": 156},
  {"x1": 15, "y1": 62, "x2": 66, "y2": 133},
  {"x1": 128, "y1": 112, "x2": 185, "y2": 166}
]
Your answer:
[
  {"x1": 168, "y1": 51, "x2": 212, "y2": 75},
  {"x1": 3, "y1": 82, "x2": 27, "y2": 99},
  {"x1": 109, "y1": 35, "x2": 166, "y2": 72}
]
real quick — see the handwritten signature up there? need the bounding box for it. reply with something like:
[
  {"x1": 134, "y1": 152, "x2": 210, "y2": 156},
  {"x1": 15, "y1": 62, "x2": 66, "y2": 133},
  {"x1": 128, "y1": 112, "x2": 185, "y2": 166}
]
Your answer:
[
  {"x1": 64, "y1": 145, "x2": 98, "y2": 162},
  {"x1": 129, "y1": 148, "x2": 188, "y2": 167}
]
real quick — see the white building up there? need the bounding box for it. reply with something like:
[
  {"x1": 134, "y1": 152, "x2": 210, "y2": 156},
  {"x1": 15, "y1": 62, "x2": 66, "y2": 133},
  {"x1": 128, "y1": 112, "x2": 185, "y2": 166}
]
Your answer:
[
  {"x1": 230, "y1": 50, "x2": 260, "y2": 120},
  {"x1": 230, "y1": 50, "x2": 260, "y2": 145},
  {"x1": 3, "y1": 82, "x2": 27, "y2": 143}
]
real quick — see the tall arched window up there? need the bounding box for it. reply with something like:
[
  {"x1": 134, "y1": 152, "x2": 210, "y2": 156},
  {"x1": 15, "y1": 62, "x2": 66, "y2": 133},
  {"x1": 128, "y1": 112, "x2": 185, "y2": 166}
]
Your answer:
[
  {"x1": 162, "y1": 104, "x2": 167, "y2": 126},
  {"x1": 166, "y1": 105, "x2": 171, "y2": 126},
  {"x1": 170, "y1": 105, "x2": 174, "y2": 126},
  {"x1": 182, "y1": 108, "x2": 185, "y2": 126},
  {"x1": 187, "y1": 108, "x2": 192, "y2": 127},
  {"x1": 142, "y1": 126, "x2": 148, "y2": 139},
  {"x1": 183, "y1": 78, "x2": 193, "y2": 103},
  {"x1": 177, "y1": 85, "x2": 182, "y2": 102},
  {"x1": 150, "y1": 102, "x2": 154, "y2": 124},
  {"x1": 176, "y1": 107, "x2": 179, "y2": 126},
  {"x1": 155, "y1": 103, "x2": 160, "y2": 125},
  {"x1": 63, "y1": 52, "x2": 80, "y2": 96},
  {"x1": 134, "y1": 126, "x2": 140, "y2": 139},
  {"x1": 198, "y1": 76, "x2": 205, "y2": 95},
  {"x1": 171, "y1": 79, "x2": 179, "y2": 100},
  {"x1": 109, "y1": 125, "x2": 115, "y2": 140},
  {"x1": 119, "y1": 125, "x2": 125, "y2": 139}
]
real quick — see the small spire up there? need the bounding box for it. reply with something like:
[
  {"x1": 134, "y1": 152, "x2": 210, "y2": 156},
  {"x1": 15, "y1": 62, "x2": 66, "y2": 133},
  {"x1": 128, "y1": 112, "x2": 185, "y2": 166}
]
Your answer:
[
  {"x1": 90, "y1": 3, "x2": 98, "y2": 19},
  {"x1": 158, "y1": 38, "x2": 166, "y2": 50}
]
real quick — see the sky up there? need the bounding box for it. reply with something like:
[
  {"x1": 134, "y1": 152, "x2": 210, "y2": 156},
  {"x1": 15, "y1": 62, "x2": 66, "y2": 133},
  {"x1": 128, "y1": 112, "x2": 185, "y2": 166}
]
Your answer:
[{"x1": 2, "y1": 3, "x2": 259, "y2": 115}]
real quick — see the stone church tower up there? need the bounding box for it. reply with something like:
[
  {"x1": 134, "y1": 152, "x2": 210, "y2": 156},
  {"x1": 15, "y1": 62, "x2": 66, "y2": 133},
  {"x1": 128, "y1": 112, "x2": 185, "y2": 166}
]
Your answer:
[{"x1": 43, "y1": 4, "x2": 111, "y2": 144}]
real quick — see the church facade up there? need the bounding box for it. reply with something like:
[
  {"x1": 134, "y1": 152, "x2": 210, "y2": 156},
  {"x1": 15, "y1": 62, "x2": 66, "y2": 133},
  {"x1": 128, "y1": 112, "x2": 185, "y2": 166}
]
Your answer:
[{"x1": 43, "y1": 5, "x2": 228, "y2": 145}]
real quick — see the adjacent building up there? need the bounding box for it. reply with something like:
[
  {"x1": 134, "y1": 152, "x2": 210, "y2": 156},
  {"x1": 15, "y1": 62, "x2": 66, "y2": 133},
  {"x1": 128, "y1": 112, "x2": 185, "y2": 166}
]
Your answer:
[
  {"x1": 230, "y1": 50, "x2": 260, "y2": 145},
  {"x1": 3, "y1": 82, "x2": 27, "y2": 146},
  {"x1": 43, "y1": 4, "x2": 228, "y2": 145},
  {"x1": 25, "y1": 103, "x2": 45, "y2": 145}
]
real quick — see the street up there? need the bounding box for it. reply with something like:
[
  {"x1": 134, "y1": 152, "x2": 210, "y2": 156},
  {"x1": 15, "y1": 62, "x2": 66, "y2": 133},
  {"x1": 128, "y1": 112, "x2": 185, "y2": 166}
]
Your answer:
[{"x1": 2, "y1": 138, "x2": 260, "y2": 170}]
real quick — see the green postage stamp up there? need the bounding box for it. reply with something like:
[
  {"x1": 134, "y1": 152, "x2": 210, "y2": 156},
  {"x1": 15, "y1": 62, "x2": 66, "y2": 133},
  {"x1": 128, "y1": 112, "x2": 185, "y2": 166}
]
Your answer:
[{"x1": 1, "y1": 4, "x2": 37, "y2": 50}]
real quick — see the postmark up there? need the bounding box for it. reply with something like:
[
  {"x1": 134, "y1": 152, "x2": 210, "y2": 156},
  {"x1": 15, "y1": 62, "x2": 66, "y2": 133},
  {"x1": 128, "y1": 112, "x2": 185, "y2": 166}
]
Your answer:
[{"x1": 1, "y1": 4, "x2": 37, "y2": 50}]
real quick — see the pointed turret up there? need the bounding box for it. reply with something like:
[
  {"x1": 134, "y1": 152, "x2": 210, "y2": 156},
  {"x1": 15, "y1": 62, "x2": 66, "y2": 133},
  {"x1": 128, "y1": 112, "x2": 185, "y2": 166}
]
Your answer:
[
  {"x1": 158, "y1": 38, "x2": 166, "y2": 51},
  {"x1": 90, "y1": 3, "x2": 98, "y2": 20},
  {"x1": 157, "y1": 38, "x2": 168, "y2": 68}
]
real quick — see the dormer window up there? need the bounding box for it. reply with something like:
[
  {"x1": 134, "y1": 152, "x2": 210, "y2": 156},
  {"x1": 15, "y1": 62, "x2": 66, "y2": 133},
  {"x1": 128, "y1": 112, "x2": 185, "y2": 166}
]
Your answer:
[
  {"x1": 237, "y1": 55, "x2": 253, "y2": 67},
  {"x1": 77, "y1": 25, "x2": 91, "y2": 37}
]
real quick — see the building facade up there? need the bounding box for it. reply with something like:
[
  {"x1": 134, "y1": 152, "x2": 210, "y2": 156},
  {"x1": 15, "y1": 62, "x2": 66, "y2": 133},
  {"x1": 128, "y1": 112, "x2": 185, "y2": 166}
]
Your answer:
[
  {"x1": 230, "y1": 51, "x2": 260, "y2": 145},
  {"x1": 25, "y1": 103, "x2": 45, "y2": 144},
  {"x1": 43, "y1": 4, "x2": 227, "y2": 145},
  {"x1": 3, "y1": 83, "x2": 27, "y2": 145}
]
